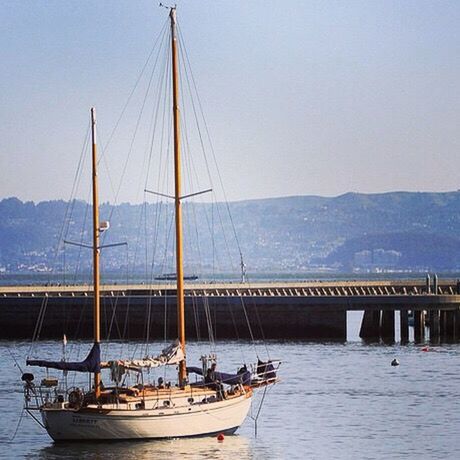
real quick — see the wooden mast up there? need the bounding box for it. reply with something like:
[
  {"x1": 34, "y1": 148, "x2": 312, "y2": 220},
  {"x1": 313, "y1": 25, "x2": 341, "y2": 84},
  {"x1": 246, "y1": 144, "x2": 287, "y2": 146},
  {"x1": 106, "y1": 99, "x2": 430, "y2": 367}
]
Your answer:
[
  {"x1": 169, "y1": 7, "x2": 187, "y2": 385},
  {"x1": 91, "y1": 107, "x2": 101, "y2": 398}
]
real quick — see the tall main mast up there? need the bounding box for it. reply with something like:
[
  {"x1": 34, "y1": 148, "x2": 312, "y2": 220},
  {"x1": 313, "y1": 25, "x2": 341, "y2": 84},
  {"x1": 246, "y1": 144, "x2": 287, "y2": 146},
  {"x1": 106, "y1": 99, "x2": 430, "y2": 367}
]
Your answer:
[
  {"x1": 170, "y1": 7, "x2": 187, "y2": 384},
  {"x1": 91, "y1": 107, "x2": 101, "y2": 398}
]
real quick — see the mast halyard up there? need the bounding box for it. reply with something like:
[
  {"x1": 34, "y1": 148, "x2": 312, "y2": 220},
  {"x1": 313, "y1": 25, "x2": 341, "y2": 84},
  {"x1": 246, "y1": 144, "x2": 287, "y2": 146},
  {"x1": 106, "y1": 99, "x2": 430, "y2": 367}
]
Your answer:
[
  {"x1": 170, "y1": 7, "x2": 187, "y2": 385},
  {"x1": 91, "y1": 107, "x2": 101, "y2": 398}
]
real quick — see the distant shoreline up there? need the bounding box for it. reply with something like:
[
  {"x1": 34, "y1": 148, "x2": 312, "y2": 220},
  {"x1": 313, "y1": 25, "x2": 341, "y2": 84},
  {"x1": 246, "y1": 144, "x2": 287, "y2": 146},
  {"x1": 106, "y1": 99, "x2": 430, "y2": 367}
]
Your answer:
[{"x1": 2, "y1": 271, "x2": 460, "y2": 287}]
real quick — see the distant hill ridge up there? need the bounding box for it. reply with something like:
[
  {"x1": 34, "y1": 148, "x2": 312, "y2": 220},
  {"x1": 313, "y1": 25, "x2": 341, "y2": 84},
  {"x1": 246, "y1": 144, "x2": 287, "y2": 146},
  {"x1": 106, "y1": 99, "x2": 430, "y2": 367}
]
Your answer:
[{"x1": 1, "y1": 191, "x2": 460, "y2": 273}]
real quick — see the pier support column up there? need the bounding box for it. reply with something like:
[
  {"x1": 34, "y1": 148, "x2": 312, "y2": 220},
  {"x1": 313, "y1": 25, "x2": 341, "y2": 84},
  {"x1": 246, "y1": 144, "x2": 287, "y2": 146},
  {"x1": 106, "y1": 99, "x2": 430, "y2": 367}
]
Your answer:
[
  {"x1": 455, "y1": 310, "x2": 460, "y2": 342},
  {"x1": 359, "y1": 310, "x2": 381, "y2": 341},
  {"x1": 400, "y1": 309, "x2": 409, "y2": 343},
  {"x1": 440, "y1": 310, "x2": 447, "y2": 342},
  {"x1": 445, "y1": 311, "x2": 456, "y2": 341},
  {"x1": 381, "y1": 310, "x2": 395, "y2": 343},
  {"x1": 429, "y1": 310, "x2": 440, "y2": 343},
  {"x1": 414, "y1": 310, "x2": 425, "y2": 343}
]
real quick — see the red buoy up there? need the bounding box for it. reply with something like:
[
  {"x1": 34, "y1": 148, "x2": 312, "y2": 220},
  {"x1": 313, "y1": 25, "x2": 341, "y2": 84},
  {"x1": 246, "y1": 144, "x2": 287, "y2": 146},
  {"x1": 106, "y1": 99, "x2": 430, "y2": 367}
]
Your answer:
[
  {"x1": 217, "y1": 433, "x2": 225, "y2": 442},
  {"x1": 421, "y1": 346, "x2": 429, "y2": 352}
]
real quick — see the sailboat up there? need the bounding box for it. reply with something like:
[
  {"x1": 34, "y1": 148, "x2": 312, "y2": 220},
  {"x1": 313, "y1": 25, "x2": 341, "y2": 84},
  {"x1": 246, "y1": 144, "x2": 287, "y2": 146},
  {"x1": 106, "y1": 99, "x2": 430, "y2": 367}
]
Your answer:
[{"x1": 22, "y1": 7, "x2": 278, "y2": 441}]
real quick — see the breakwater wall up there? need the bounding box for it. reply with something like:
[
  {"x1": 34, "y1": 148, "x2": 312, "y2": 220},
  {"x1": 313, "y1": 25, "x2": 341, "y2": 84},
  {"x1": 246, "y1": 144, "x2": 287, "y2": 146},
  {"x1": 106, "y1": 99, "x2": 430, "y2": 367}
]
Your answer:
[
  {"x1": 0, "y1": 295, "x2": 345, "y2": 340},
  {"x1": 1, "y1": 279, "x2": 460, "y2": 341}
]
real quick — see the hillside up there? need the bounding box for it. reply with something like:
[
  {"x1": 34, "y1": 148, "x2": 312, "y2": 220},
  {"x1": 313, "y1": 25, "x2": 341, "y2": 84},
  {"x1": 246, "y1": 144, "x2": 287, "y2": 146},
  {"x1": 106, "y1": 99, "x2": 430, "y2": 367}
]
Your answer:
[{"x1": 1, "y1": 191, "x2": 460, "y2": 275}]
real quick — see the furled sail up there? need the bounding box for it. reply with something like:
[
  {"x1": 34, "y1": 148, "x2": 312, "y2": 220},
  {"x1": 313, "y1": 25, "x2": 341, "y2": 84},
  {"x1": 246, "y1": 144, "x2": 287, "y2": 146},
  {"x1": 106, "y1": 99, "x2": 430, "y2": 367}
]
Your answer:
[
  {"x1": 101, "y1": 340, "x2": 184, "y2": 372},
  {"x1": 26, "y1": 342, "x2": 100, "y2": 373}
]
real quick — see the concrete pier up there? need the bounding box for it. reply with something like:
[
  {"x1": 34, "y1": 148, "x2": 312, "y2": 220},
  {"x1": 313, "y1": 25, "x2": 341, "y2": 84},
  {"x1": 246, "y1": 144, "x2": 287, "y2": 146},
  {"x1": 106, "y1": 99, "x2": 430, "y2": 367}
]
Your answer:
[
  {"x1": 0, "y1": 295, "x2": 347, "y2": 341},
  {"x1": 1, "y1": 279, "x2": 460, "y2": 341}
]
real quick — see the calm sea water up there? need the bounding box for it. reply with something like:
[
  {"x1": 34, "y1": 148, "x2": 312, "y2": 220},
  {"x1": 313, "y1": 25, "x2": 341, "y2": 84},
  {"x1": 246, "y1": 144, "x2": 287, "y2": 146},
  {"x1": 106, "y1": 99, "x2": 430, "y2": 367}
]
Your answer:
[{"x1": 1, "y1": 314, "x2": 460, "y2": 459}]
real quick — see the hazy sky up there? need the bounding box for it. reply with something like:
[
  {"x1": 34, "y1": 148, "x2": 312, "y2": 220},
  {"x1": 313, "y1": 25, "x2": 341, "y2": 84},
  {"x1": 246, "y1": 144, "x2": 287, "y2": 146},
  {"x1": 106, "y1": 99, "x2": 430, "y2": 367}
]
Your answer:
[{"x1": 1, "y1": 0, "x2": 459, "y2": 203}]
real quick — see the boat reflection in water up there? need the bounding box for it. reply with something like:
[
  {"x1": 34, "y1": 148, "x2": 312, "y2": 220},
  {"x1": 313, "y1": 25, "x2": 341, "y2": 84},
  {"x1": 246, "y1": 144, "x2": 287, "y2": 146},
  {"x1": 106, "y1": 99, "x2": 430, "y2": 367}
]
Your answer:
[{"x1": 33, "y1": 434, "x2": 252, "y2": 460}]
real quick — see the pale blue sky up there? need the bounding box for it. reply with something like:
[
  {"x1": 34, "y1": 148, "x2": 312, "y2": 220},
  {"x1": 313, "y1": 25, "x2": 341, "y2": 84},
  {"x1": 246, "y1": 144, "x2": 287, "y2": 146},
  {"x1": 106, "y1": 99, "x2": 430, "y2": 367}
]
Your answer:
[{"x1": 0, "y1": 0, "x2": 459, "y2": 203}]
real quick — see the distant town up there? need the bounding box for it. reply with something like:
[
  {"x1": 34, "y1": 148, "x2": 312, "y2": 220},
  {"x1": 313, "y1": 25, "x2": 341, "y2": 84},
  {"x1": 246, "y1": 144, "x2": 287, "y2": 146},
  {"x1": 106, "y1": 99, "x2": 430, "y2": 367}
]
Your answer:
[{"x1": 2, "y1": 191, "x2": 460, "y2": 277}]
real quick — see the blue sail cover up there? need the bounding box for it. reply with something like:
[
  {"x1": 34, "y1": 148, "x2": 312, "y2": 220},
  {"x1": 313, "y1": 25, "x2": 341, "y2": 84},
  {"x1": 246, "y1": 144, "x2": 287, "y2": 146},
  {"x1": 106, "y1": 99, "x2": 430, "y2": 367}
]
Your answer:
[
  {"x1": 187, "y1": 366, "x2": 251, "y2": 386},
  {"x1": 27, "y1": 342, "x2": 100, "y2": 373}
]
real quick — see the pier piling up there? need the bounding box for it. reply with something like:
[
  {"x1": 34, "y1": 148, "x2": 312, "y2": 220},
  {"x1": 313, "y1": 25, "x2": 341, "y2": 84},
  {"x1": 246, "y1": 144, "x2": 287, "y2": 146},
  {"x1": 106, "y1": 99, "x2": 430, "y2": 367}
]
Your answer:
[
  {"x1": 414, "y1": 310, "x2": 425, "y2": 342},
  {"x1": 445, "y1": 311, "x2": 456, "y2": 341},
  {"x1": 380, "y1": 310, "x2": 395, "y2": 343},
  {"x1": 400, "y1": 309, "x2": 409, "y2": 343},
  {"x1": 440, "y1": 310, "x2": 447, "y2": 341},
  {"x1": 359, "y1": 310, "x2": 381, "y2": 341},
  {"x1": 429, "y1": 310, "x2": 440, "y2": 343}
]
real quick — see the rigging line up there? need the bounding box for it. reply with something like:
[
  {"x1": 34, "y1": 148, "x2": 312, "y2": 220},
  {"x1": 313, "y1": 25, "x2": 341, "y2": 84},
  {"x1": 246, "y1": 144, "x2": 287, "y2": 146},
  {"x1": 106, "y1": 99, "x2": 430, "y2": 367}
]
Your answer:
[
  {"x1": 177, "y1": 34, "x2": 238, "y2": 274},
  {"x1": 249, "y1": 290, "x2": 271, "y2": 358},
  {"x1": 226, "y1": 296, "x2": 247, "y2": 364},
  {"x1": 8, "y1": 408, "x2": 25, "y2": 443},
  {"x1": 144, "y1": 47, "x2": 173, "y2": 349},
  {"x1": 144, "y1": 213, "x2": 169, "y2": 356},
  {"x1": 69, "y1": 197, "x2": 91, "y2": 344},
  {"x1": 7, "y1": 348, "x2": 24, "y2": 375},
  {"x1": 141, "y1": 38, "x2": 171, "y2": 284},
  {"x1": 176, "y1": 26, "x2": 215, "y2": 188},
  {"x1": 153, "y1": 206, "x2": 175, "y2": 346},
  {"x1": 134, "y1": 40, "x2": 169, "y2": 217},
  {"x1": 191, "y1": 295, "x2": 201, "y2": 341},
  {"x1": 100, "y1": 24, "x2": 170, "y2": 256},
  {"x1": 144, "y1": 202, "x2": 149, "y2": 288},
  {"x1": 177, "y1": 63, "x2": 205, "y2": 275},
  {"x1": 151, "y1": 52, "x2": 173, "y2": 285},
  {"x1": 238, "y1": 295, "x2": 259, "y2": 357},
  {"x1": 68, "y1": 296, "x2": 90, "y2": 358},
  {"x1": 145, "y1": 291, "x2": 153, "y2": 356},
  {"x1": 251, "y1": 384, "x2": 269, "y2": 438},
  {"x1": 128, "y1": 197, "x2": 147, "y2": 286},
  {"x1": 212, "y1": 203, "x2": 215, "y2": 280},
  {"x1": 121, "y1": 289, "x2": 133, "y2": 343},
  {"x1": 29, "y1": 123, "x2": 91, "y2": 355},
  {"x1": 139, "y1": 46, "x2": 170, "y2": 285},
  {"x1": 143, "y1": 31, "x2": 171, "y2": 192},
  {"x1": 99, "y1": 18, "x2": 169, "y2": 158},
  {"x1": 178, "y1": 122, "x2": 195, "y2": 271},
  {"x1": 203, "y1": 297, "x2": 215, "y2": 350},
  {"x1": 143, "y1": 37, "x2": 171, "y2": 293},
  {"x1": 106, "y1": 283, "x2": 122, "y2": 341},
  {"x1": 213, "y1": 201, "x2": 238, "y2": 272},
  {"x1": 159, "y1": 40, "x2": 173, "y2": 205},
  {"x1": 121, "y1": 248, "x2": 132, "y2": 349},
  {"x1": 163, "y1": 286, "x2": 168, "y2": 345},
  {"x1": 62, "y1": 122, "x2": 91, "y2": 239},
  {"x1": 111, "y1": 23, "x2": 169, "y2": 201},
  {"x1": 178, "y1": 24, "x2": 244, "y2": 260}
]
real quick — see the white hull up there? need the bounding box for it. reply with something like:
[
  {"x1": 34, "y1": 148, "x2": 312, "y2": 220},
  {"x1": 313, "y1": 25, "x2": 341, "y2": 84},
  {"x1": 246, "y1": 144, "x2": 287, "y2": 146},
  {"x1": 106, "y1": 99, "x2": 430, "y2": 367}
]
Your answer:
[{"x1": 41, "y1": 393, "x2": 251, "y2": 441}]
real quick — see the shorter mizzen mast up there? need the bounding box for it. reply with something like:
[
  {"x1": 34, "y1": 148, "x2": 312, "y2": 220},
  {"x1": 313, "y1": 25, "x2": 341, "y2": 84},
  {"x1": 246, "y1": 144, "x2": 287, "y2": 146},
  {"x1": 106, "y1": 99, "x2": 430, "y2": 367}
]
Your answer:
[
  {"x1": 169, "y1": 6, "x2": 187, "y2": 387},
  {"x1": 90, "y1": 107, "x2": 102, "y2": 399}
]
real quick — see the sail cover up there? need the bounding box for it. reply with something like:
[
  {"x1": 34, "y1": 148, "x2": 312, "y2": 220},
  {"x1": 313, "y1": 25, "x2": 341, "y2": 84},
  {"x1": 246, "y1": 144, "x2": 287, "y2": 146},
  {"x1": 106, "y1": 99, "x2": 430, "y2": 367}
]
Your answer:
[
  {"x1": 26, "y1": 342, "x2": 100, "y2": 373},
  {"x1": 101, "y1": 340, "x2": 184, "y2": 371},
  {"x1": 187, "y1": 366, "x2": 252, "y2": 386}
]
